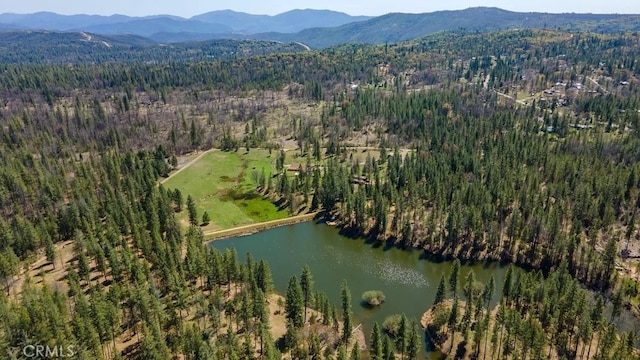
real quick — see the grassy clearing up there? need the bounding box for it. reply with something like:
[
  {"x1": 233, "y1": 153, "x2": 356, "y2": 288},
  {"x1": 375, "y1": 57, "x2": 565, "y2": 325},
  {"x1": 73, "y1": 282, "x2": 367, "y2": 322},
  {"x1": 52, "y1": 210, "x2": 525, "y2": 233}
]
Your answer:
[
  {"x1": 163, "y1": 147, "x2": 386, "y2": 232},
  {"x1": 163, "y1": 149, "x2": 288, "y2": 231}
]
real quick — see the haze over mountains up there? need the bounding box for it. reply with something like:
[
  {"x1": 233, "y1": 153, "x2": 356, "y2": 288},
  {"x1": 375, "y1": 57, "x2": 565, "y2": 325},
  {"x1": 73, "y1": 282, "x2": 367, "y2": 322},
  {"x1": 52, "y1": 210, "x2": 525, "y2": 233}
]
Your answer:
[
  {"x1": 253, "y1": 7, "x2": 640, "y2": 48},
  {"x1": 1, "y1": 7, "x2": 639, "y2": 50},
  {"x1": 0, "y1": 9, "x2": 371, "y2": 36}
]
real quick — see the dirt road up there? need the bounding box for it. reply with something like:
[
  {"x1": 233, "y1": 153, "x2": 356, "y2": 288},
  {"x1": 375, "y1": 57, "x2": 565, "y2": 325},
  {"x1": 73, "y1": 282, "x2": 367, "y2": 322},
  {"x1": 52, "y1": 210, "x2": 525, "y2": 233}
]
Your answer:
[
  {"x1": 160, "y1": 149, "x2": 214, "y2": 184},
  {"x1": 203, "y1": 212, "x2": 321, "y2": 242}
]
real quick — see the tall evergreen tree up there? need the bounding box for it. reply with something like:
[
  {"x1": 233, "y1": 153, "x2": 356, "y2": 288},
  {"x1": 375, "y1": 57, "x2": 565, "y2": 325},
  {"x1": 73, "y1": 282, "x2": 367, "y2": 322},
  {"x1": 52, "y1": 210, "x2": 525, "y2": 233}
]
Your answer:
[
  {"x1": 449, "y1": 259, "x2": 461, "y2": 298},
  {"x1": 502, "y1": 266, "x2": 513, "y2": 302},
  {"x1": 341, "y1": 280, "x2": 353, "y2": 344},
  {"x1": 350, "y1": 342, "x2": 360, "y2": 360},
  {"x1": 186, "y1": 195, "x2": 198, "y2": 226},
  {"x1": 434, "y1": 275, "x2": 447, "y2": 305},
  {"x1": 300, "y1": 265, "x2": 314, "y2": 323},
  {"x1": 588, "y1": 295, "x2": 605, "y2": 359},
  {"x1": 45, "y1": 237, "x2": 56, "y2": 269},
  {"x1": 255, "y1": 260, "x2": 274, "y2": 295},
  {"x1": 397, "y1": 313, "x2": 408, "y2": 358},
  {"x1": 382, "y1": 335, "x2": 395, "y2": 360},
  {"x1": 448, "y1": 298, "x2": 459, "y2": 353},
  {"x1": 173, "y1": 189, "x2": 183, "y2": 212},
  {"x1": 482, "y1": 276, "x2": 496, "y2": 360},
  {"x1": 406, "y1": 321, "x2": 420, "y2": 360},
  {"x1": 370, "y1": 321, "x2": 383, "y2": 360},
  {"x1": 285, "y1": 276, "x2": 304, "y2": 328},
  {"x1": 283, "y1": 318, "x2": 299, "y2": 354}
]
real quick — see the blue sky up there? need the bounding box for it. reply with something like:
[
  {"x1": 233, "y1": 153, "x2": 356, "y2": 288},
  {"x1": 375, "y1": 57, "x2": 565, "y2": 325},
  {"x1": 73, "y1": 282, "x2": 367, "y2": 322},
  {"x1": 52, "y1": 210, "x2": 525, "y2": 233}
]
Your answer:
[{"x1": 2, "y1": 0, "x2": 638, "y2": 17}]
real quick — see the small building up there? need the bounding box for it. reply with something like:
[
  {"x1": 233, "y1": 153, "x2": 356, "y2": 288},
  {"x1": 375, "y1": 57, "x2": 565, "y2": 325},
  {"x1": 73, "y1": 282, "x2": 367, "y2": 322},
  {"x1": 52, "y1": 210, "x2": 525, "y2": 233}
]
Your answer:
[
  {"x1": 287, "y1": 163, "x2": 305, "y2": 173},
  {"x1": 350, "y1": 175, "x2": 371, "y2": 185}
]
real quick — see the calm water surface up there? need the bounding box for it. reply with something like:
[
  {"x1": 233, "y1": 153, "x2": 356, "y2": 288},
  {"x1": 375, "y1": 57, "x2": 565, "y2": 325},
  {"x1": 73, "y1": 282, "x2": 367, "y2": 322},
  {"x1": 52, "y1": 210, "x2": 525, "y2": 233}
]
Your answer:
[{"x1": 210, "y1": 221, "x2": 507, "y2": 358}]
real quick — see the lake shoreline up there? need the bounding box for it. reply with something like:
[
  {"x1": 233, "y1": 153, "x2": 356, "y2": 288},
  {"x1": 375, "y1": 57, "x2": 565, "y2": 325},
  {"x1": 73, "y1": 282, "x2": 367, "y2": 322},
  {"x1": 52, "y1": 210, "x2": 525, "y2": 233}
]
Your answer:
[
  {"x1": 208, "y1": 220, "x2": 510, "y2": 359},
  {"x1": 203, "y1": 211, "x2": 321, "y2": 243}
]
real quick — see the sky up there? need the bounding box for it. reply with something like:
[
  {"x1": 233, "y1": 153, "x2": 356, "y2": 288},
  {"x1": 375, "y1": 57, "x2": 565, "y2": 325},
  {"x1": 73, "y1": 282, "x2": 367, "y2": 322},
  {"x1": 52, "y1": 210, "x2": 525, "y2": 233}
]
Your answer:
[{"x1": 1, "y1": 0, "x2": 638, "y2": 17}]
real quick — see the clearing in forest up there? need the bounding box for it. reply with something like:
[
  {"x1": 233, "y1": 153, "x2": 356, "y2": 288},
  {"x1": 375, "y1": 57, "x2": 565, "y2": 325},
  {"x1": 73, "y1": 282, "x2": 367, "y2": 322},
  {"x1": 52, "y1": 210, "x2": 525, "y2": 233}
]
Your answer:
[{"x1": 163, "y1": 149, "x2": 288, "y2": 231}]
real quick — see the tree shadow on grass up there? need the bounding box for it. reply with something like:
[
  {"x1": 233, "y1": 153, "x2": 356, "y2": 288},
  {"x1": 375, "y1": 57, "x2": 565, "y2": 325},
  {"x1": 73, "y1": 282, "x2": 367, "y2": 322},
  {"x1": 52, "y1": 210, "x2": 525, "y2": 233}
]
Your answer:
[{"x1": 219, "y1": 188, "x2": 261, "y2": 202}]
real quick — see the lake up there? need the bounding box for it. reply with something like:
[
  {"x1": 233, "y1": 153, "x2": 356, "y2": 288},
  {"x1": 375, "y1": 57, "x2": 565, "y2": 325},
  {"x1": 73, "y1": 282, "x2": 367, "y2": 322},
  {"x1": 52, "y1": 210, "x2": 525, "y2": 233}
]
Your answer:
[{"x1": 210, "y1": 220, "x2": 508, "y2": 358}]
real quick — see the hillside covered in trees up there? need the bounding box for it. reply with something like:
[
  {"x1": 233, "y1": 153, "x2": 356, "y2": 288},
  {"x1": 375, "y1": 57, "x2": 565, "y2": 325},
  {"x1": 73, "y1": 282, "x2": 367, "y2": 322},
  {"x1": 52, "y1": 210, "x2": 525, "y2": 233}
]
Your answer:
[
  {"x1": 423, "y1": 262, "x2": 635, "y2": 359},
  {"x1": 1, "y1": 27, "x2": 640, "y2": 359},
  {"x1": 0, "y1": 31, "x2": 308, "y2": 64}
]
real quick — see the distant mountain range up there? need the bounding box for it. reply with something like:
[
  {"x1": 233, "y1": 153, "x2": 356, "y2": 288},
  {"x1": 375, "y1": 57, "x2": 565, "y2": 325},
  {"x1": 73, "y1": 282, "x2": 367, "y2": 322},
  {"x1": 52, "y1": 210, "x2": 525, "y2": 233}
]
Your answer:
[
  {"x1": 1, "y1": 7, "x2": 639, "y2": 50},
  {"x1": 191, "y1": 9, "x2": 371, "y2": 33},
  {"x1": 251, "y1": 7, "x2": 640, "y2": 48},
  {"x1": 0, "y1": 9, "x2": 371, "y2": 37}
]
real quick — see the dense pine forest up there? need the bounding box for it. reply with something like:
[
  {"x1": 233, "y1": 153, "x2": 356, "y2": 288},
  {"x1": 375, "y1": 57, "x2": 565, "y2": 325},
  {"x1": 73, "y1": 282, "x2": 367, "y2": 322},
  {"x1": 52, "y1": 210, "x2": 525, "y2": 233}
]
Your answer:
[{"x1": 1, "y1": 28, "x2": 640, "y2": 359}]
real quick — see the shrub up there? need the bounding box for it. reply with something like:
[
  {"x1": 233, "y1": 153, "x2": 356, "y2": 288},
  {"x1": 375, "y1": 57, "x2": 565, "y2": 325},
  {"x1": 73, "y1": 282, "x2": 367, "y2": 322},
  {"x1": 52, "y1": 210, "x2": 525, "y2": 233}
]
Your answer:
[
  {"x1": 362, "y1": 290, "x2": 386, "y2": 306},
  {"x1": 382, "y1": 314, "x2": 402, "y2": 336}
]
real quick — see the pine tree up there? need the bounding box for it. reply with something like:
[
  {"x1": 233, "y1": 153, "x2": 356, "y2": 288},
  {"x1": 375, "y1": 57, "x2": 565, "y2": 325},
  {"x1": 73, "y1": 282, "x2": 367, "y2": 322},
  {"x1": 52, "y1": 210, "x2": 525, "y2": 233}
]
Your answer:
[
  {"x1": 483, "y1": 276, "x2": 495, "y2": 309},
  {"x1": 309, "y1": 333, "x2": 321, "y2": 358},
  {"x1": 601, "y1": 238, "x2": 617, "y2": 290},
  {"x1": 77, "y1": 251, "x2": 90, "y2": 284},
  {"x1": 434, "y1": 275, "x2": 447, "y2": 305},
  {"x1": 337, "y1": 345, "x2": 348, "y2": 360},
  {"x1": 223, "y1": 247, "x2": 239, "y2": 294},
  {"x1": 577, "y1": 307, "x2": 591, "y2": 358},
  {"x1": 448, "y1": 298, "x2": 459, "y2": 353},
  {"x1": 284, "y1": 318, "x2": 299, "y2": 353},
  {"x1": 190, "y1": 118, "x2": 201, "y2": 149},
  {"x1": 463, "y1": 270, "x2": 476, "y2": 303},
  {"x1": 350, "y1": 342, "x2": 360, "y2": 360},
  {"x1": 611, "y1": 288, "x2": 623, "y2": 322},
  {"x1": 45, "y1": 237, "x2": 56, "y2": 269},
  {"x1": 370, "y1": 322, "x2": 383, "y2": 360},
  {"x1": 406, "y1": 321, "x2": 420, "y2": 360},
  {"x1": 285, "y1": 276, "x2": 304, "y2": 328},
  {"x1": 300, "y1": 265, "x2": 314, "y2": 323},
  {"x1": 173, "y1": 189, "x2": 183, "y2": 212},
  {"x1": 461, "y1": 271, "x2": 476, "y2": 340},
  {"x1": 382, "y1": 335, "x2": 395, "y2": 360},
  {"x1": 341, "y1": 280, "x2": 353, "y2": 344},
  {"x1": 397, "y1": 313, "x2": 408, "y2": 358},
  {"x1": 0, "y1": 249, "x2": 19, "y2": 294},
  {"x1": 502, "y1": 266, "x2": 513, "y2": 303},
  {"x1": 449, "y1": 259, "x2": 461, "y2": 298},
  {"x1": 201, "y1": 211, "x2": 210, "y2": 226},
  {"x1": 255, "y1": 260, "x2": 274, "y2": 295},
  {"x1": 482, "y1": 276, "x2": 496, "y2": 359},
  {"x1": 588, "y1": 295, "x2": 604, "y2": 359},
  {"x1": 473, "y1": 315, "x2": 487, "y2": 358},
  {"x1": 187, "y1": 195, "x2": 198, "y2": 226}
]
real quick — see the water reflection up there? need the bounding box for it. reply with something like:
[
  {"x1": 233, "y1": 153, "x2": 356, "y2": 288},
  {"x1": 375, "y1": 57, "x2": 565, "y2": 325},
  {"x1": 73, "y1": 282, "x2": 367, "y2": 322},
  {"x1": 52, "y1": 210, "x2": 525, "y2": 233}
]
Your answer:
[{"x1": 211, "y1": 221, "x2": 506, "y2": 357}]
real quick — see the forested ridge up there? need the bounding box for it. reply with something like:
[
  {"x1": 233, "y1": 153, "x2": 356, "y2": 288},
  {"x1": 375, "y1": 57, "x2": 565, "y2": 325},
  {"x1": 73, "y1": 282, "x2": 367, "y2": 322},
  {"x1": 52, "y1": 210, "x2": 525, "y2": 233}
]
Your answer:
[
  {"x1": 0, "y1": 28, "x2": 640, "y2": 359},
  {"x1": 0, "y1": 32, "x2": 308, "y2": 64}
]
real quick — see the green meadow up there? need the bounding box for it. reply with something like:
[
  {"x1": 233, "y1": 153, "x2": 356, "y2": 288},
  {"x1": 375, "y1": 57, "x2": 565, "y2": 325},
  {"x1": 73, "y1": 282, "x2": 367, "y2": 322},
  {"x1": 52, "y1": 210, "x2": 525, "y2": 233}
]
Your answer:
[{"x1": 163, "y1": 149, "x2": 288, "y2": 231}]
